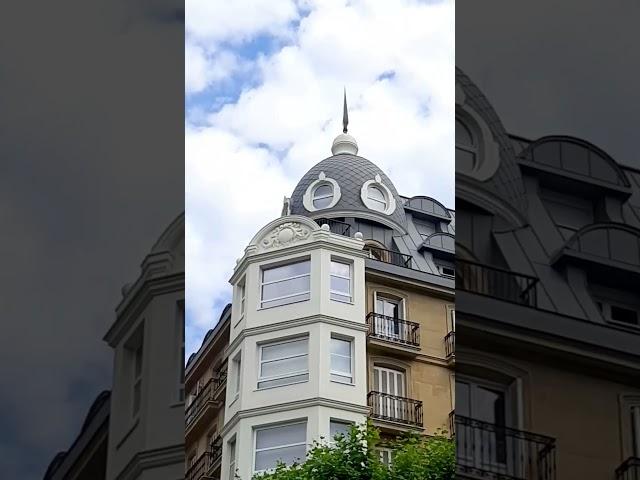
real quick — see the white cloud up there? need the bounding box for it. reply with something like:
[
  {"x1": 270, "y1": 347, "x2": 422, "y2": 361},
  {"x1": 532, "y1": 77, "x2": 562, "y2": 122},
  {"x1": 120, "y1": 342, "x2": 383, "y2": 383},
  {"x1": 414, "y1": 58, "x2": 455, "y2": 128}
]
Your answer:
[
  {"x1": 186, "y1": 0, "x2": 454, "y2": 355},
  {"x1": 185, "y1": 42, "x2": 240, "y2": 94}
]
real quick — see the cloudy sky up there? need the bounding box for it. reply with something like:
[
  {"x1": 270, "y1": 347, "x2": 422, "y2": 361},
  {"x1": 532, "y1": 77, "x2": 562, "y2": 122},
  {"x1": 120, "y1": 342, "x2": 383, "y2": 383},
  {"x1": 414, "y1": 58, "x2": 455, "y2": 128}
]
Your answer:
[{"x1": 185, "y1": 0, "x2": 455, "y2": 356}]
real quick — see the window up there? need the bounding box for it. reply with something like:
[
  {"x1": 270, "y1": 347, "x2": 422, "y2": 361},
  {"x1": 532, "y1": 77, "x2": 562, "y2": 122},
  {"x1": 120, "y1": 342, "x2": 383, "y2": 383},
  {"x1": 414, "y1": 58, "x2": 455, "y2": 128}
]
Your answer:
[
  {"x1": 312, "y1": 183, "x2": 334, "y2": 209},
  {"x1": 125, "y1": 325, "x2": 144, "y2": 418},
  {"x1": 239, "y1": 278, "x2": 246, "y2": 317},
  {"x1": 261, "y1": 260, "x2": 311, "y2": 309},
  {"x1": 187, "y1": 450, "x2": 197, "y2": 470},
  {"x1": 378, "y1": 447, "x2": 394, "y2": 466},
  {"x1": 632, "y1": 405, "x2": 640, "y2": 457},
  {"x1": 254, "y1": 422, "x2": 307, "y2": 472},
  {"x1": 374, "y1": 294, "x2": 403, "y2": 338},
  {"x1": 330, "y1": 336, "x2": 353, "y2": 383},
  {"x1": 229, "y1": 439, "x2": 237, "y2": 480},
  {"x1": 367, "y1": 185, "x2": 387, "y2": 212},
  {"x1": 329, "y1": 419, "x2": 352, "y2": 441},
  {"x1": 178, "y1": 301, "x2": 185, "y2": 402},
  {"x1": 233, "y1": 353, "x2": 242, "y2": 397},
  {"x1": 592, "y1": 283, "x2": 640, "y2": 328},
  {"x1": 258, "y1": 337, "x2": 309, "y2": 389},
  {"x1": 456, "y1": 118, "x2": 476, "y2": 172},
  {"x1": 330, "y1": 259, "x2": 351, "y2": 303}
]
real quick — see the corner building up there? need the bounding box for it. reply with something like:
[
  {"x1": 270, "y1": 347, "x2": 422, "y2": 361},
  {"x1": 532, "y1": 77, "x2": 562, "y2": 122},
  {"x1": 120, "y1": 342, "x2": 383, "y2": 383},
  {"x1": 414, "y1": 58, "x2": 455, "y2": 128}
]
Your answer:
[{"x1": 184, "y1": 122, "x2": 455, "y2": 480}]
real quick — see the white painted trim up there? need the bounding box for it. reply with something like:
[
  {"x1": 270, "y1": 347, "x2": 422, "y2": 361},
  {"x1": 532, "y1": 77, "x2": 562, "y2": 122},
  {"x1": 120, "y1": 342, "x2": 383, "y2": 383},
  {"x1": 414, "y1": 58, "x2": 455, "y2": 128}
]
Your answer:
[
  {"x1": 302, "y1": 172, "x2": 342, "y2": 212},
  {"x1": 360, "y1": 175, "x2": 397, "y2": 215}
]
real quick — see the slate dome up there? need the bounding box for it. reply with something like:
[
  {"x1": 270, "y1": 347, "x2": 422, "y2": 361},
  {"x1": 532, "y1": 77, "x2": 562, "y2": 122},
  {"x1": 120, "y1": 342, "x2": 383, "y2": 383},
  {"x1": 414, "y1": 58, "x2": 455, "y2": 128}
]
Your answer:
[{"x1": 289, "y1": 153, "x2": 407, "y2": 233}]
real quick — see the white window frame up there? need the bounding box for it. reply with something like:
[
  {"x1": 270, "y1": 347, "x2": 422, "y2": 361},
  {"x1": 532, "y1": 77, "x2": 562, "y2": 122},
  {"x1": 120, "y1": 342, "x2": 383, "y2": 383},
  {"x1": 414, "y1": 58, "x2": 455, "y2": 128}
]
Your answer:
[
  {"x1": 253, "y1": 421, "x2": 307, "y2": 474},
  {"x1": 377, "y1": 447, "x2": 394, "y2": 466},
  {"x1": 367, "y1": 185, "x2": 388, "y2": 211},
  {"x1": 228, "y1": 438, "x2": 237, "y2": 480},
  {"x1": 329, "y1": 419, "x2": 353, "y2": 443},
  {"x1": 232, "y1": 352, "x2": 241, "y2": 398},
  {"x1": 330, "y1": 258, "x2": 352, "y2": 303},
  {"x1": 330, "y1": 335, "x2": 353, "y2": 384},
  {"x1": 311, "y1": 182, "x2": 334, "y2": 209},
  {"x1": 258, "y1": 337, "x2": 309, "y2": 390},
  {"x1": 360, "y1": 175, "x2": 396, "y2": 215},
  {"x1": 130, "y1": 337, "x2": 143, "y2": 418},
  {"x1": 302, "y1": 172, "x2": 341, "y2": 212},
  {"x1": 633, "y1": 405, "x2": 640, "y2": 457},
  {"x1": 238, "y1": 277, "x2": 246, "y2": 317},
  {"x1": 260, "y1": 259, "x2": 311, "y2": 309}
]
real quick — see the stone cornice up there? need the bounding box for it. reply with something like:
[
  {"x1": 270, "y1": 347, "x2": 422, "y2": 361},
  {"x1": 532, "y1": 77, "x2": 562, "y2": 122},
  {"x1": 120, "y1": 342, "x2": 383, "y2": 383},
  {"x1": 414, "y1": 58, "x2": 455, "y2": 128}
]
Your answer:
[{"x1": 115, "y1": 444, "x2": 184, "y2": 480}]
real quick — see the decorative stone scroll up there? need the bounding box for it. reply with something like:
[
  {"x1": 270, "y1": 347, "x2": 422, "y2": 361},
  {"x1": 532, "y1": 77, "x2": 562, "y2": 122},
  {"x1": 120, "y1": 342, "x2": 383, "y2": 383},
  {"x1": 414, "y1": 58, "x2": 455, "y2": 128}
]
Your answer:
[{"x1": 260, "y1": 222, "x2": 312, "y2": 250}]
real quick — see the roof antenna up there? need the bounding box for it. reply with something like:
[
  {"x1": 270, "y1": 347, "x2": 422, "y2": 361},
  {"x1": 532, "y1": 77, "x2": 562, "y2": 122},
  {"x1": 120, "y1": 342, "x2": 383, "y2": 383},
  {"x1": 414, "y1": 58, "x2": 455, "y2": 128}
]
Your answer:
[{"x1": 342, "y1": 88, "x2": 349, "y2": 134}]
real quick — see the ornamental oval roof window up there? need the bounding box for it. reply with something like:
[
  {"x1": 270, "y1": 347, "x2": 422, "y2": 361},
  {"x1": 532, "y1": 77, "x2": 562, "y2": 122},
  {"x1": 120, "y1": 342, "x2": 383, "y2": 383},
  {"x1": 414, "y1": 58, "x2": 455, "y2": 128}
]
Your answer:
[
  {"x1": 360, "y1": 175, "x2": 396, "y2": 216},
  {"x1": 302, "y1": 172, "x2": 341, "y2": 212},
  {"x1": 312, "y1": 183, "x2": 334, "y2": 209}
]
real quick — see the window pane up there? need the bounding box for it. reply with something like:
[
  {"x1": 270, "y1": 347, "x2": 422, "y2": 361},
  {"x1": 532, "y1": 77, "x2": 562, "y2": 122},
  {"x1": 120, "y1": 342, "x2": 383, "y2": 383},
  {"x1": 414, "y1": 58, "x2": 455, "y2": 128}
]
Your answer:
[
  {"x1": 255, "y1": 444, "x2": 306, "y2": 471},
  {"x1": 330, "y1": 292, "x2": 351, "y2": 303},
  {"x1": 330, "y1": 276, "x2": 350, "y2": 294},
  {"x1": 261, "y1": 292, "x2": 310, "y2": 309},
  {"x1": 261, "y1": 356, "x2": 308, "y2": 378},
  {"x1": 330, "y1": 354, "x2": 351, "y2": 374},
  {"x1": 263, "y1": 261, "x2": 310, "y2": 283},
  {"x1": 455, "y1": 119, "x2": 474, "y2": 146},
  {"x1": 262, "y1": 276, "x2": 310, "y2": 301},
  {"x1": 262, "y1": 339, "x2": 308, "y2": 361},
  {"x1": 314, "y1": 184, "x2": 332, "y2": 197},
  {"x1": 330, "y1": 338, "x2": 350, "y2": 356},
  {"x1": 258, "y1": 373, "x2": 309, "y2": 389},
  {"x1": 256, "y1": 423, "x2": 306, "y2": 449},
  {"x1": 368, "y1": 186, "x2": 385, "y2": 202},
  {"x1": 330, "y1": 420, "x2": 351, "y2": 439},
  {"x1": 313, "y1": 196, "x2": 332, "y2": 209},
  {"x1": 456, "y1": 148, "x2": 475, "y2": 172},
  {"x1": 330, "y1": 261, "x2": 350, "y2": 277}
]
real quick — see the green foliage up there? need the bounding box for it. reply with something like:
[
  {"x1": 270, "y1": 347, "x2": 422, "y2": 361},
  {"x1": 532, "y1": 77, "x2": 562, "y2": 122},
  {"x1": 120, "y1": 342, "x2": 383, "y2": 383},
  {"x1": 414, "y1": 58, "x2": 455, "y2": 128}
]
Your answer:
[{"x1": 250, "y1": 422, "x2": 454, "y2": 480}]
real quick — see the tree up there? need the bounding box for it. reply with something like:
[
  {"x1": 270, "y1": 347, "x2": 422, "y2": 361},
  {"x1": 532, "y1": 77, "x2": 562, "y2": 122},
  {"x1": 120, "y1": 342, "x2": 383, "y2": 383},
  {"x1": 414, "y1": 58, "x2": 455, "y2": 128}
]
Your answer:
[{"x1": 251, "y1": 422, "x2": 455, "y2": 480}]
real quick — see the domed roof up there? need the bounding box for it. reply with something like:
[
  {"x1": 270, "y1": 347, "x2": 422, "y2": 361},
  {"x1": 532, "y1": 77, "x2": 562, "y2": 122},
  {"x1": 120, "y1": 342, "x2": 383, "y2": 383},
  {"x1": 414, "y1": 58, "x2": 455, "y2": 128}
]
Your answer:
[{"x1": 290, "y1": 154, "x2": 407, "y2": 232}]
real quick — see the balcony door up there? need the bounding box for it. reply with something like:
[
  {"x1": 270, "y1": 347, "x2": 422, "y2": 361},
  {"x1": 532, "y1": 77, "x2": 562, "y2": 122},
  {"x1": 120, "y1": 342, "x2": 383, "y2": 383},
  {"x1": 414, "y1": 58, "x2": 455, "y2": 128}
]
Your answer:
[
  {"x1": 457, "y1": 376, "x2": 513, "y2": 476},
  {"x1": 373, "y1": 366, "x2": 406, "y2": 421},
  {"x1": 375, "y1": 295, "x2": 403, "y2": 339}
]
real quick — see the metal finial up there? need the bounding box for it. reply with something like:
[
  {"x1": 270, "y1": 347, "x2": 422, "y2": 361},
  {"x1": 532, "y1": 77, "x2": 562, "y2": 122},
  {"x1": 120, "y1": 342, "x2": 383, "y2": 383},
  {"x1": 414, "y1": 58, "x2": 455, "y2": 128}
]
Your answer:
[{"x1": 342, "y1": 88, "x2": 349, "y2": 134}]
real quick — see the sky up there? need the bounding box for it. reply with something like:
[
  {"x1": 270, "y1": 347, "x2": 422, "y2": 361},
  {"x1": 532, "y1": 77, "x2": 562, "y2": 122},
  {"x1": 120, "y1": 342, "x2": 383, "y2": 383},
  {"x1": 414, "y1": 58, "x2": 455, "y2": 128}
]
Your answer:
[{"x1": 185, "y1": 0, "x2": 456, "y2": 357}]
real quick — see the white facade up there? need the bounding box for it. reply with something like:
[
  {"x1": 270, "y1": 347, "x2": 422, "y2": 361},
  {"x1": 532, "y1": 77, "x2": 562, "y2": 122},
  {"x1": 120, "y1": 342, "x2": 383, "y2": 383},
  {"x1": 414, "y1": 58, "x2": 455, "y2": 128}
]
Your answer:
[{"x1": 220, "y1": 216, "x2": 370, "y2": 480}]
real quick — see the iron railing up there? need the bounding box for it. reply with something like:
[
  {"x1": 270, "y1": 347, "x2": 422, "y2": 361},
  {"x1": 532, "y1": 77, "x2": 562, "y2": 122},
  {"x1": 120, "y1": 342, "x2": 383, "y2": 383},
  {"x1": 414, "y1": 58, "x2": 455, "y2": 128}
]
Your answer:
[
  {"x1": 315, "y1": 218, "x2": 351, "y2": 237},
  {"x1": 445, "y1": 331, "x2": 455, "y2": 358},
  {"x1": 454, "y1": 415, "x2": 556, "y2": 480},
  {"x1": 456, "y1": 259, "x2": 538, "y2": 307},
  {"x1": 367, "y1": 312, "x2": 420, "y2": 347},
  {"x1": 185, "y1": 368, "x2": 226, "y2": 427},
  {"x1": 365, "y1": 246, "x2": 413, "y2": 269},
  {"x1": 185, "y1": 437, "x2": 223, "y2": 480},
  {"x1": 368, "y1": 391, "x2": 423, "y2": 427},
  {"x1": 616, "y1": 457, "x2": 640, "y2": 480}
]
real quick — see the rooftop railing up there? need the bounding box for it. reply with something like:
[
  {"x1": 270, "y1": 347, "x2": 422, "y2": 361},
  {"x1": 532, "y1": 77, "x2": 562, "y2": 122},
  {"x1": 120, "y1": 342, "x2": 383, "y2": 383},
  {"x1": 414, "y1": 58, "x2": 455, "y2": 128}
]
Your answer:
[
  {"x1": 365, "y1": 246, "x2": 413, "y2": 269},
  {"x1": 368, "y1": 391, "x2": 423, "y2": 427},
  {"x1": 315, "y1": 218, "x2": 351, "y2": 237},
  {"x1": 185, "y1": 368, "x2": 226, "y2": 427},
  {"x1": 616, "y1": 457, "x2": 640, "y2": 480},
  {"x1": 367, "y1": 312, "x2": 420, "y2": 348},
  {"x1": 445, "y1": 331, "x2": 455, "y2": 358},
  {"x1": 456, "y1": 259, "x2": 538, "y2": 307},
  {"x1": 454, "y1": 414, "x2": 556, "y2": 480}
]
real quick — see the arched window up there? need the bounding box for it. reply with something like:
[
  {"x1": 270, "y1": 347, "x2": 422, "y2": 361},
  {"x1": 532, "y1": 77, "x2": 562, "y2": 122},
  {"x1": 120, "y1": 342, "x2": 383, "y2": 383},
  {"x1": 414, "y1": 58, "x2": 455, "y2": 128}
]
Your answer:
[
  {"x1": 311, "y1": 183, "x2": 334, "y2": 209},
  {"x1": 367, "y1": 185, "x2": 387, "y2": 212},
  {"x1": 456, "y1": 118, "x2": 477, "y2": 172}
]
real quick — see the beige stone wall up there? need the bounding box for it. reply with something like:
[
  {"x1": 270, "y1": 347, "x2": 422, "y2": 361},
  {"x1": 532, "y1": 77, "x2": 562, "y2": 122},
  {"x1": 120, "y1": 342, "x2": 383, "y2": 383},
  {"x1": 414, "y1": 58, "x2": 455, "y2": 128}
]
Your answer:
[{"x1": 365, "y1": 280, "x2": 454, "y2": 436}]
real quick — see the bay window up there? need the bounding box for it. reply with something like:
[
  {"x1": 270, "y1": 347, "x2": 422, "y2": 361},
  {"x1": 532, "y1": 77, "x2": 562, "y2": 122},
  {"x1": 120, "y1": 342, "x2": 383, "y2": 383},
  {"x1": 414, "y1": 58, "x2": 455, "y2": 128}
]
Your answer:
[
  {"x1": 258, "y1": 337, "x2": 309, "y2": 389},
  {"x1": 254, "y1": 421, "x2": 307, "y2": 472},
  {"x1": 330, "y1": 259, "x2": 352, "y2": 303},
  {"x1": 261, "y1": 259, "x2": 311, "y2": 309},
  {"x1": 330, "y1": 336, "x2": 353, "y2": 383}
]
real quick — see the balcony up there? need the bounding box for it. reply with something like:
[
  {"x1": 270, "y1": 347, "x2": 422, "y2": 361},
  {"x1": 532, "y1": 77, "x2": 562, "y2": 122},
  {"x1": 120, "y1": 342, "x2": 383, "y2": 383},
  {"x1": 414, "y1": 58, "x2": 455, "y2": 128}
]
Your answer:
[
  {"x1": 186, "y1": 437, "x2": 223, "y2": 480},
  {"x1": 616, "y1": 457, "x2": 640, "y2": 480},
  {"x1": 315, "y1": 218, "x2": 351, "y2": 237},
  {"x1": 367, "y1": 312, "x2": 420, "y2": 350},
  {"x1": 456, "y1": 259, "x2": 538, "y2": 307},
  {"x1": 445, "y1": 331, "x2": 455, "y2": 360},
  {"x1": 185, "y1": 368, "x2": 227, "y2": 429},
  {"x1": 454, "y1": 414, "x2": 556, "y2": 480},
  {"x1": 368, "y1": 391, "x2": 423, "y2": 428},
  {"x1": 365, "y1": 245, "x2": 413, "y2": 269}
]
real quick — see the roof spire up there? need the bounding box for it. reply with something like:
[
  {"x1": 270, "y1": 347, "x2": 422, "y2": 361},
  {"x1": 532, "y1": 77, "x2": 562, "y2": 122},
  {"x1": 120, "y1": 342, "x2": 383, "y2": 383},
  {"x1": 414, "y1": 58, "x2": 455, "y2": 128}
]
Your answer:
[
  {"x1": 342, "y1": 88, "x2": 349, "y2": 134},
  {"x1": 331, "y1": 88, "x2": 358, "y2": 155}
]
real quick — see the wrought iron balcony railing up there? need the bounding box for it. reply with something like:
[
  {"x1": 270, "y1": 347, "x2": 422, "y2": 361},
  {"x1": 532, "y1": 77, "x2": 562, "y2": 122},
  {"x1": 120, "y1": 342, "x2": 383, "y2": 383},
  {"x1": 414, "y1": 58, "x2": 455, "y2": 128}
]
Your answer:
[
  {"x1": 367, "y1": 312, "x2": 420, "y2": 348},
  {"x1": 185, "y1": 368, "x2": 226, "y2": 427},
  {"x1": 445, "y1": 331, "x2": 455, "y2": 358},
  {"x1": 185, "y1": 436, "x2": 223, "y2": 480},
  {"x1": 365, "y1": 246, "x2": 413, "y2": 269},
  {"x1": 454, "y1": 415, "x2": 556, "y2": 480},
  {"x1": 368, "y1": 391, "x2": 423, "y2": 427},
  {"x1": 616, "y1": 457, "x2": 640, "y2": 480},
  {"x1": 315, "y1": 218, "x2": 351, "y2": 237},
  {"x1": 456, "y1": 259, "x2": 538, "y2": 307}
]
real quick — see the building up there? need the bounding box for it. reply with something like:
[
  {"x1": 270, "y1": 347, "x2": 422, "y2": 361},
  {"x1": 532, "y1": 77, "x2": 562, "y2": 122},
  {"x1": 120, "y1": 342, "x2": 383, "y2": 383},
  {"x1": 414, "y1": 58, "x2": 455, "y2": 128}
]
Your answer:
[
  {"x1": 44, "y1": 214, "x2": 186, "y2": 480},
  {"x1": 455, "y1": 67, "x2": 640, "y2": 479},
  {"x1": 184, "y1": 100, "x2": 455, "y2": 480}
]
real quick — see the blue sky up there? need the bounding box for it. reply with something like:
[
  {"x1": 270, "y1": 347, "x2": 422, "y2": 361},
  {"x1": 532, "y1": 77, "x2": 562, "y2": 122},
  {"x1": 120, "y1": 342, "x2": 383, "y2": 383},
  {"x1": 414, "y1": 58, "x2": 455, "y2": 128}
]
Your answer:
[{"x1": 185, "y1": 0, "x2": 454, "y2": 357}]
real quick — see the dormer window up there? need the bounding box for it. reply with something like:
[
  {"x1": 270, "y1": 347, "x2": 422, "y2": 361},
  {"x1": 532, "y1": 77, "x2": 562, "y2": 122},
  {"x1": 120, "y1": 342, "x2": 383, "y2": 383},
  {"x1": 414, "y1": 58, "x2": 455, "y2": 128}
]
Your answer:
[
  {"x1": 456, "y1": 118, "x2": 477, "y2": 172},
  {"x1": 367, "y1": 185, "x2": 387, "y2": 212},
  {"x1": 360, "y1": 175, "x2": 396, "y2": 215},
  {"x1": 303, "y1": 172, "x2": 341, "y2": 212},
  {"x1": 312, "y1": 183, "x2": 334, "y2": 209}
]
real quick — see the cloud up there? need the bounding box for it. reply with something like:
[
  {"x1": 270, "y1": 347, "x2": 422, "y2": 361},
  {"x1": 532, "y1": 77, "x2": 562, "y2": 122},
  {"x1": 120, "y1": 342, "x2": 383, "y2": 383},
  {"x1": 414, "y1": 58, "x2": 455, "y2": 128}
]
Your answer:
[{"x1": 185, "y1": 0, "x2": 454, "y2": 354}]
